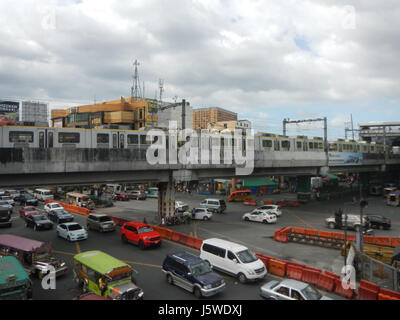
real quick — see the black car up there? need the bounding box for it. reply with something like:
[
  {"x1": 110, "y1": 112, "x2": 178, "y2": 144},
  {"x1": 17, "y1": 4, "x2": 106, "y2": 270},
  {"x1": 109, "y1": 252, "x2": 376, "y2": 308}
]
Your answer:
[
  {"x1": 364, "y1": 215, "x2": 391, "y2": 230},
  {"x1": 15, "y1": 193, "x2": 38, "y2": 206},
  {"x1": 48, "y1": 209, "x2": 74, "y2": 223},
  {"x1": 25, "y1": 214, "x2": 53, "y2": 231}
]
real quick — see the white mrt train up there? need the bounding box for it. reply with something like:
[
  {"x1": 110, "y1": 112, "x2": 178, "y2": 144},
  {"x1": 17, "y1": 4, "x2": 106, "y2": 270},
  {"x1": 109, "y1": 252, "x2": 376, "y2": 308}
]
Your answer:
[{"x1": 0, "y1": 125, "x2": 385, "y2": 156}]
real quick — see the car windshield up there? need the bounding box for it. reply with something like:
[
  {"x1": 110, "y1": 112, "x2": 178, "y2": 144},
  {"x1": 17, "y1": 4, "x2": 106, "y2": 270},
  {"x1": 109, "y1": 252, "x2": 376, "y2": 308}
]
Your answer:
[
  {"x1": 52, "y1": 204, "x2": 62, "y2": 208},
  {"x1": 189, "y1": 261, "x2": 213, "y2": 276},
  {"x1": 25, "y1": 207, "x2": 36, "y2": 212},
  {"x1": 25, "y1": 194, "x2": 34, "y2": 199},
  {"x1": 2, "y1": 197, "x2": 12, "y2": 200},
  {"x1": 236, "y1": 249, "x2": 258, "y2": 264},
  {"x1": 138, "y1": 226, "x2": 154, "y2": 234},
  {"x1": 0, "y1": 201, "x2": 8, "y2": 205},
  {"x1": 68, "y1": 224, "x2": 82, "y2": 231},
  {"x1": 34, "y1": 215, "x2": 47, "y2": 220},
  {"x1": 56, "y1": 210, "x2": 70, "y2": 216},
  {"x1": 99, "y1": 216, "x2": 112, "y2": 222},
  {"x1": 301, "y1": 285, "x2": 322, "y2": 300}
]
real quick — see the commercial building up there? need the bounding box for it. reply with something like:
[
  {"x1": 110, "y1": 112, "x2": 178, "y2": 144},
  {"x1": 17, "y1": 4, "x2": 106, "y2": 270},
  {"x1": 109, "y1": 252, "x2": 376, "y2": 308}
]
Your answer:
[
  {"x1": 193, "y1": 107, "x2": 237, "y2": 130},
  {"x1": 157, "y1": 101, "x2": 193, "y2": 130},
  {"x1": 51, "y1": 97, "x2": 159, "y2": 130},
  {"x1": 20, "y1": 101, "x2": 49, "y2": 127},
  {"x1": 359, "y1": 122, "x2": 400, "y2": 148}
]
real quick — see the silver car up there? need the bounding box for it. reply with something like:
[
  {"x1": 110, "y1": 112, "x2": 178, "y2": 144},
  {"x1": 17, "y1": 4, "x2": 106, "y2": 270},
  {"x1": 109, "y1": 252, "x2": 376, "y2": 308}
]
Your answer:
[
  {"x1": 86, "y1": 214, "x2": 116, "y2": 232},
  {"x1": 325, "y1": 214, "x2": 369, "y2": 231},
  {"x1": 260, "y1": 279, "x2": 333, "y2": 300}
]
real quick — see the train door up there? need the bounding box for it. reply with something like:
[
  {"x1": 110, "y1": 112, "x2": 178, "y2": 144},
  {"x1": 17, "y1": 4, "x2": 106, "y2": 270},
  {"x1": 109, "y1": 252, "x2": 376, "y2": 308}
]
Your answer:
[
  {"x1": 47, "y1": 129, "x2": 54, "y2": 148},
  {"x1": 38, "y1": 130, "x2": 45, "y2": 149},
  {"x1": 111, "y1": 131, "x2": 119, "y2": 149}
]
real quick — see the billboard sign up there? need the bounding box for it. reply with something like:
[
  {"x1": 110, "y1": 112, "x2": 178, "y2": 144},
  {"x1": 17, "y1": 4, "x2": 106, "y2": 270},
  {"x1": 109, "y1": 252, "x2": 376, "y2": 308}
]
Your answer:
[
  {"x1": 0, "y1": 100, "x2": 19, "y2": 124},
  {"x1": 328, "y1": 152, "x2": 363, "y2": 166}
]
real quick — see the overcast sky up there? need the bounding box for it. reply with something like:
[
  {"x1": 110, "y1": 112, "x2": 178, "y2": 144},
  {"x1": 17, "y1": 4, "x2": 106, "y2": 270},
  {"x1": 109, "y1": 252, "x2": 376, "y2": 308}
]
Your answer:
[{"x1": 1, "y1": 0, "x2": 399, "y2": 138}]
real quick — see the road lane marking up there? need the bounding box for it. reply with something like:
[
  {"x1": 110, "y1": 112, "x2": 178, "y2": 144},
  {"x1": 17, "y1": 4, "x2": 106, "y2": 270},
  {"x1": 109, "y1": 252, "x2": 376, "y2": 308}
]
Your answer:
[
  {"x1": 75, "y1": 242, "x2": 81, "y2": 253},
  {"x1": 285, "y1": 209, "x2": 314, "y2": 228}
]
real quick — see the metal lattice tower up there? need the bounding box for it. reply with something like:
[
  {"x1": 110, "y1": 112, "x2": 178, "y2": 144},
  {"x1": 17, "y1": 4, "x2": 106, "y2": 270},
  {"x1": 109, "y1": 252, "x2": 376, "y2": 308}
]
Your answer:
[
  {"x1": 158, "y1": 79, "x2": 164, "y2": 102},
  {"x1": 131, "y1": 60, "x2": 142, "y2": 102}
]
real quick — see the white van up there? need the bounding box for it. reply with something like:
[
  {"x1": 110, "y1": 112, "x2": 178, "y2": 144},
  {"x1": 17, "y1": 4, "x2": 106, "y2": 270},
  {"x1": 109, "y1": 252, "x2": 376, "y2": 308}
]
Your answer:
[
  {"x1": 200, "y1": 238, "x2": 267, "y2": 283},
  {"x1": 34, "y1": 189, "x2": 54, "y2": 201}
]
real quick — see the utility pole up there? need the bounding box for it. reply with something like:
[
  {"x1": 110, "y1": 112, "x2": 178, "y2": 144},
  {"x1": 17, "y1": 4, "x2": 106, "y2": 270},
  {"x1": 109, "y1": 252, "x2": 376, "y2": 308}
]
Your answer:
[{"x1": 182, "y1": 99, "x2": 186, "y2": 130}]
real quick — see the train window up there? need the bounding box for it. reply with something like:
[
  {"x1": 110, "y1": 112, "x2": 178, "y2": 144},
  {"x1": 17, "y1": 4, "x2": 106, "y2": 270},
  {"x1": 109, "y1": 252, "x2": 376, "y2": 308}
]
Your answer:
[
  {"x1": 274, "y1": 140, "x2": 280, "y2": 151},
  {"x1": 313, "y1": 142, "x2": 318, "y2": 149},
  {"x1": 127, "y1": 135, "x2": 139, "y2": 144},
  {"x1": 9, "y1": 131, "x2": 34, "y2": 143},
  {"x1": 262, "y1": 140, "x2": 272, "y2": 148},
  {"x1": 140, "y1": 135, "x2": 149, "y2": 145},
  {"x1": 112, "y1": 134, "x2": 117, "y2": 148},
  {"x1": 48, "y1": 132, "x2": 53, "y2": 148},
  {"x1": 362, "y1": 145, "x2": 368, "y2": 152},
  {"x1": 39, "y1": 132, "x2": 45, "y2": 148},
  {"x1": 370, "y1": 146, "x2": 375, "y2": 152},
  {"x1": 303, "y1": 142, "x2": 308, "y2": 151},
  {"x1": 309, "y1": 142, "x2": 314, "y2": 150},
  {"x1": 338, "y1": 144, "x2": 343, "y2": 152},
  {"x1": 97, "y1": 134, "x2": 109, "y2": 144},
  {"x1": 329, "y1": 144, "x2": 337, "y2": 151},
  {"x1": 58, "y1": 132, "x2": 80, "y2": 143},
  {"x1": 318, "y1": 143, "x2": 323, "y2": 150},
  {"x1": 281, "y1": 140, "x2": 290, "y2": 151},
  {"x1": 296, "y1": 141, "x2": 302, "y2": 150},
  {"x1": 120, "y1": 134, "x2": 124, "y2": 148}
]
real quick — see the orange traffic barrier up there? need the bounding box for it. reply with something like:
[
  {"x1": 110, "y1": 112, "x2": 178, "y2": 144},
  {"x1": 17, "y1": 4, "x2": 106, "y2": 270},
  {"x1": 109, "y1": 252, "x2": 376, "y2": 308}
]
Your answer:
[
  {"x1": 334, "y1": 278, "x2": 355, "y2": 299},
  {"x1": 304, "y1": 229, "x2": 319, "y2": 240},
  {"x1": 47, "y1": 200, "x2": 93, "y2": 216},
  {"x1": 324, "y1": 270, "x2": 340, "y2": 281},
  {"x1": 244, "y1": 200, "x2": 257, "y2": 206},
  {"x1": 356, "y1": 286, "x2": 378, "y2": 300},
  {"x1": 268, "y1": 259, "x2": 286, "y2": 277},
  {"x1": 331, "y1": 232, "x2": 345, "y2": 240},
  {"x1": 391, "y1": 237, "x2": 400, "y2": 247},
  {"x1": 374, "y1": 236, "x2": 391, "y2": 246},
  {"x1": 363, "y1": 235, "x2": 375, "y2": 244},
  {"x1": 316, "y1": 273, "x2": 336, "y2": 292},
  {"x1": 378, "y1": 293, "x2": 400, "y2": 300},
  {"x1": 301, "y1": 267, "x2": 321, "y2": 286},
  {"x1": 359, "y1": 279, "x2": 379, "y2": 293},
  {"x1": 379, "y1": 288, "x2": 400, "y2": 299},
  {"x1": 255, "y1": 253, "x2": 273, "y2": 270},
  {"x1": 263, "y1": 200, "x2": 273, "y2": 205},
  {"x1": 286, "y1": 265, "x2": 303, "y2": 281},
  {"x1": 347, "y1": 235, "x2": 356, "y2": 241}
]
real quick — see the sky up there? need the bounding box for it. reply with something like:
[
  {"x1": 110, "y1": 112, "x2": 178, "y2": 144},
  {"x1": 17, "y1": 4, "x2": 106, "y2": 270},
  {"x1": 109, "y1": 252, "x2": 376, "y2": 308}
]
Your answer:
[{"x1": 0, "y1": 0, "x2": 399, "y2": 139}]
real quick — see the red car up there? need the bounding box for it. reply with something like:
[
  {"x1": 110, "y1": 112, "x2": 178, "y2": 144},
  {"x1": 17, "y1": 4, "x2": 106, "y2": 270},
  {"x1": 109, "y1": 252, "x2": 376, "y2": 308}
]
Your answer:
[
  {"x1": 120, "y1": 222, "x2": 162, "y2": 249},
  {"x1": 112, "y1": 193, "x2": 130, "y2": 201},
  {"x1": 19, "y1": 206, "x2": 39, "y2": 219}
]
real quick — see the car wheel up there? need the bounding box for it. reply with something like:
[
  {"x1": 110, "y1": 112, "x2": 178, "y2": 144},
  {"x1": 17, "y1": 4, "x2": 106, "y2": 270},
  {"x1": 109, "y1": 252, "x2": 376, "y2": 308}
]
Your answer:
[
  {"x1": 245, "y1": 217, "x2": 250, "y2": 221},
  {"x1": 263, "y1": 220, "x2": 268, "y2": 224},
  {"x1": 25, "y1": 222, "x2": 28, "y2": 228},
  {"x1": 355, "y1": 225, "x2": 361, "y2": 232},
  {"x1": 34, "y1": 225, "x2": 38, "y2": 231},
  {"x1": 328, "y1": 222, "x2": 336, "y2": 229},
  {"x1": 379, "y1": 225, "x2": 384, "y2": 230},
  {"x1": 121, "y1": 235, "x2": 128, "y2": 244},
  {"x1": 238, "y1": 273, "x2": 247, "y2": 284},
  {"x1": 56, "y1": 231, "x2": 60, "y2": 237},
  {"x1": 194, "y1": 287, "x2": 202, "y2": 299},
  {"x1": 67, "y1": 236, "x2": 71, "y2": 242},
  {"x1": 203, "y1": 216, "x2": 209, "y2": 221},
  {"x1": 139, "y1": 240, "x2": 145, "y2": 250},
  {"x1": 166, "y1": 274, "x2": 174, "y2": 285}
]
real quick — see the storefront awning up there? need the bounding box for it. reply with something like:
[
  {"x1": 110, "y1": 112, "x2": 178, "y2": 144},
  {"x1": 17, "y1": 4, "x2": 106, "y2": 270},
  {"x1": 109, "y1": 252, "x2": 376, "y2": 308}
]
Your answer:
[{"x1": 242, "y1": 177, "x2": 278, "y2": 188}]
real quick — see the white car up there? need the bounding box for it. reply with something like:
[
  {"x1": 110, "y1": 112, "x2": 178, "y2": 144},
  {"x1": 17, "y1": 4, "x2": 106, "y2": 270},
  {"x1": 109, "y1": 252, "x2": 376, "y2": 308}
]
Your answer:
[
  {"x1": 175, "y1": 201, "x2": 189, "y2": 213},
  {"x1": 0, "y1": 196, "x2": 15, "y2": 207},
  {"x1": 56, "y1": 222, "x2": 88, "y2": 242},
  {"x1": 44, "y1": 202, "x2": 64, "y2": 213},
  {"x1": 243, "y1": 209, "x2": 277, "y2": 224},
  {"x1": 257, "y1": 205, "x2": 282, "y2": 217},
  {"x1": 191, "y1": 208, "x2": 213, "y2": 221}
]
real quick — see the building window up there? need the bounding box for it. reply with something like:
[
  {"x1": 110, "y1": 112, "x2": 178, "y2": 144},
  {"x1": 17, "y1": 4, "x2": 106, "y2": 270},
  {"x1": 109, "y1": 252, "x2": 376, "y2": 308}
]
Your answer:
[
  {"x1": 9, "y1": 131, "x2": 34, "y2": 143},
  {"x1": 58, "y1": 132, "x2": 80, "y2": 143}
]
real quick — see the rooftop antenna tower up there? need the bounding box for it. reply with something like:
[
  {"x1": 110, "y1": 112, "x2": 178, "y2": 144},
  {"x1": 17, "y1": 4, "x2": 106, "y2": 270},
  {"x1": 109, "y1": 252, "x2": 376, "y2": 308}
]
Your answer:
[
  {"x1": 131, "y1": 59, "x2": 142, "y2": 102},
  {"x1": 158, "y1": 79, "x2": 164, "y2": 102}
]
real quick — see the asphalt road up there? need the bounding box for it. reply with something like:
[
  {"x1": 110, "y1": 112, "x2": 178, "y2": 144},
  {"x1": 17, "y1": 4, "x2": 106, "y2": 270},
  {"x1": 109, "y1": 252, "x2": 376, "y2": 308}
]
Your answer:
[{"x1": 1, "y1": 198, "x2": 349, "y2": 300}]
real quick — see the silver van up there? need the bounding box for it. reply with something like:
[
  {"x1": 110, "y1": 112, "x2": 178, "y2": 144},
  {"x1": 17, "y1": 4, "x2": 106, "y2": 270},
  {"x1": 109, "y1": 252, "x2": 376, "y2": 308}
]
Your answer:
[
  {"x1": 86, "y1": 214, "x2": 116, "y2": 232},
  {"x1": 199, "y1": 199, "x2": 226, "y2": 214}
]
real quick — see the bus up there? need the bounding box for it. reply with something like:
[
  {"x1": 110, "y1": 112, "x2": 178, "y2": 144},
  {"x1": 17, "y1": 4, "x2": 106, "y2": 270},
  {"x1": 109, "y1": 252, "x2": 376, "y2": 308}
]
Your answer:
[
  {"x1": 0, "y1": 256, "x2": 32, "y2": 300},
  {"x1": 227, "y1": 190, "x2": 252, "y2": 202},
  {"x1": 73, "y1": 250, "x2": 144, "y2": 300}
]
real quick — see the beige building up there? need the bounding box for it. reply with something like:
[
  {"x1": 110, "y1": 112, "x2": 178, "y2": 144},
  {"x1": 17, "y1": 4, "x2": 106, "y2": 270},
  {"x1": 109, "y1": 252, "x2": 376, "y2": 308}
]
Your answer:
[
  {"x1": 207, "y1": 120, "x2": 251, "y2": 132},
  {"x1": 193, "y1": 107, "x2": 237, "y2": 130}
]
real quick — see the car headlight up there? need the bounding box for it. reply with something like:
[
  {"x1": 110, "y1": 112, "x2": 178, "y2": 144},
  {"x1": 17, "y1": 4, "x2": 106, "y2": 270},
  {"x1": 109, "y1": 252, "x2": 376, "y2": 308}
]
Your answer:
[
  {"x1": 204, "y1": 284, "x2": 212, "y2": 289},
  {"x1": 143, "y1": 237, "x2": 150, "y2": 241},
  {"x1": 247, "y1": 270, "x2": 255, "y2": 275}
]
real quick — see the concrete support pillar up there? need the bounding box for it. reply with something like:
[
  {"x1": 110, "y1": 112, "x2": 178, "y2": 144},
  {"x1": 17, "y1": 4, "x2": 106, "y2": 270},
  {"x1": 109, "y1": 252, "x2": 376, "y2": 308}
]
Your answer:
[
  {"x1": 231, "y1": 178, "x2": 237, "y2": 192},
  {"x1": 157, "y1": 171, "x2": 175, "y2": 223}
]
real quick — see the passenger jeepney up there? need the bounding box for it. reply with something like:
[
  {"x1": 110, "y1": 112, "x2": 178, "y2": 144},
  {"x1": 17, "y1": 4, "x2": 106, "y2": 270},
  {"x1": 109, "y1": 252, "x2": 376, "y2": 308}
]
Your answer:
[
  {"x1": 66, "y1": 192, "x2": 95, "y2": 209},
  {"x1": 0, "y1": 234, "x2": 68, "y2": 278},
  {"x1": 0, "y1": 256, "x2": 32, "y2": 300},
  {"x1": 73, "y1": 250, "x2": 144, "y2": 300},
  {"x1": 387, "y1": 191, "x2": 400, "y2": 207}
]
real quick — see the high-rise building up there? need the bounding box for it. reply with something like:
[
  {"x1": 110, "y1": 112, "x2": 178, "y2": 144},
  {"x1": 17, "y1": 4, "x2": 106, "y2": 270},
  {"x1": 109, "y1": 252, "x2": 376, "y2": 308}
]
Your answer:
[
  {"x1": 192, "y1": 107, "x2": 237, "y2": 130},
  {"x1": 157, "y1": 101, "x2": 193, "y2": 130},
  {"x1": 20, "y1": 101, "x2": 49, "y2": 126}
]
